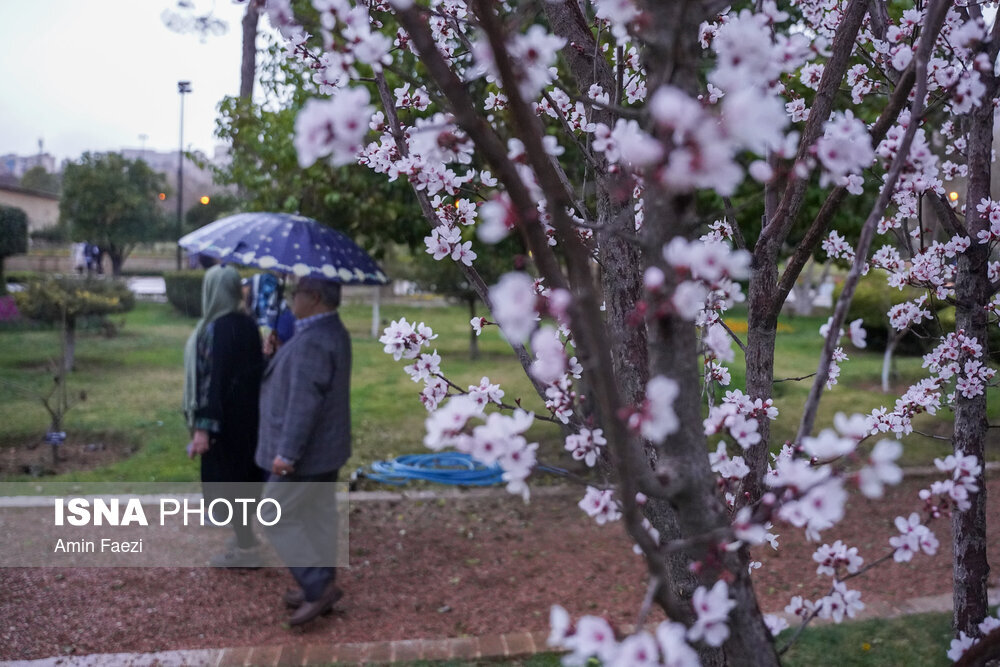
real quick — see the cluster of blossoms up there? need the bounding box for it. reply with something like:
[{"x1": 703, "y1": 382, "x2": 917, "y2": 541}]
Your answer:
[
  {"x1": 888, "y1": 512, "x2": 939, "y2": 562},
  {"x1": 922, "y1": 331, "x2": 995, "y2": 402},
  {"x1": 424, "y1": 394, "x2": 538, "y2": 499},
  {"x1": 704, "y1": 389, "x2": 777, "y2": 453},
  {"x1": 747, "y1": 413, "x2": 903, "y2": 544},
  {"x1": 548, "y1": 581, "x2": 736, "y2": 666},
  {"x1": 784, "y1": 582, "x2": 865, "y2": 625},
  {"x1": 818, "y1": 316, "x2": 868, "y2": 389},
  {"x1": 975, "y1": 197, "x2": 1000, "y2": 246},
  {"x1": 919, "y1": 450, "x2": 983, "y2": 514}
]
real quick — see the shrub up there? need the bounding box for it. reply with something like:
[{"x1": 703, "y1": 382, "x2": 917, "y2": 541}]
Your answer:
[
  {"x1": 14, "y1": 276, "x2": 136, "y2": 324},
  {"x1": 14, "y1": 276, "x2": 136, "y2": 370},
  {"x1": 29, "y1": 224, "x2": 69, "y2": 243},
  {"x1": 164, "y1": 270, "x2": 205, "y2": 317},
  {"x1": 0, "y1": 206, "x2": 28, "y2": 296},
  {"x1": 836, "y1": 271, "x2": 943, "y2": 355}
]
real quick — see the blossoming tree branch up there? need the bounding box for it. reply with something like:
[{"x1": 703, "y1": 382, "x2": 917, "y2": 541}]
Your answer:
[{"x1": 263, "y1": 0, "x2": 1000, "y2": 663}]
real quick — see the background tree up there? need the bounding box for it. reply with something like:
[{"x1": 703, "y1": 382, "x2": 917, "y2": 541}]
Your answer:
[
  {"x1": 19, "y1": 166, "x2": 60, "y2": 194},
  {"x1": 184, "y1": 191, "x2": 240, "y2": 233},
  {"x1": 14, "y1": 276, "x2": 135, "y2": 372},
  {"x1": 59, "y1": 153, "x2": 168, "y2": 276},
  {"x1": 0, "y1": 205, "x2": 28, "y2": 296}
]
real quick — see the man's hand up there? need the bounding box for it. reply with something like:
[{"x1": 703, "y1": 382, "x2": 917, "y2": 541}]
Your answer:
[
  {"x1": 188, "y1": 429, "x2": 210, "y2": 459},
  {"x1": 272, "y1": 456, "x2": 295, "y2": 477}
]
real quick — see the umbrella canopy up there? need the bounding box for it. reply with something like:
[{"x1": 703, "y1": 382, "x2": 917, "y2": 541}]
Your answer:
[{"x1": 178, "y1": 212, "x2": 389, "y2": 284}]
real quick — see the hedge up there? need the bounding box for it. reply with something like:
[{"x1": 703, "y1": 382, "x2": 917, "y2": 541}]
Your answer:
[
  {"x1": 164, "y1": 267, "x2": 261, "y2": 318},
  {"x1": 164, "y1": 270, "x2": 205, "y2": 317}
]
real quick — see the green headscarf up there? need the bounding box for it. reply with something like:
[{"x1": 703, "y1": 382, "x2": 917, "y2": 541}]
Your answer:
[{"x1": 182, "y1": 265, "x2": 243, "y2": 429}]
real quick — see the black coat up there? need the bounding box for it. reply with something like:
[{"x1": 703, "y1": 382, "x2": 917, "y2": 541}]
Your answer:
[{"x1": 193, "y1": 312, "x2": 265, "y2": 489}]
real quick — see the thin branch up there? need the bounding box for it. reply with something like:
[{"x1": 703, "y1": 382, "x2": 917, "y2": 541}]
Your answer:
[
  {"x1": 773, "y1": 372, "x2": 818, "y2": 384},
  {"x1": 717, "y1": 319, "x2": 747, "y2": 353},
  {"x1": 722, "y1": 197, "x2": 748, "y2": 251},
  {"x1": 912, "y1": 429, "x2": 953, "y2": 442},
  {"x1": 796, "y1": 0, "x2": 950, "y2": 444},
  {"x1": 635, "y1": 576, "x2": 662, "y2": 630}
]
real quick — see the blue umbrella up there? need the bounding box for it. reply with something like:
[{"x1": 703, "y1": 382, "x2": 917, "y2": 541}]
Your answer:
[{"x1": 178, "y1": 212, "x2": 389, "y2": 284}]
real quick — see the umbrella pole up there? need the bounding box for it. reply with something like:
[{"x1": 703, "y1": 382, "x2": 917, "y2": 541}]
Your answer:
[{"x1": 370, "y1": 284, "x2": 381, "y2": 340}]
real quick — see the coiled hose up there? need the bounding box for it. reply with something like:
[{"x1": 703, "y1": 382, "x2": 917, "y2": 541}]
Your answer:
[{"x1": 355, "y1": 452, "x2": 505, "y2": 486}]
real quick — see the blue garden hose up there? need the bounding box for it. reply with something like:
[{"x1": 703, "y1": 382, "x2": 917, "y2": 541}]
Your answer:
[{"x1": 356, "y1": 452, "x2": 505, "y2": 486}]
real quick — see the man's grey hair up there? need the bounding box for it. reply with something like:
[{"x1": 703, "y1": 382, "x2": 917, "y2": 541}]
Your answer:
[{"x1": 298, "y1": 277, "x2": 342, "y2": 308}]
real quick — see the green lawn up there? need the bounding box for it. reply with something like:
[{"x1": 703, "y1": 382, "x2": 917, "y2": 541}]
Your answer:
[
  {"x1": 777, "y1": 612, "x2": 956, "y2": 667},
  {"x1": 0, "y1": 300, "x2": 995, "y2": 483},
  {"x1": 0, "y1": 300, "x2": 561, "y2": 482}
]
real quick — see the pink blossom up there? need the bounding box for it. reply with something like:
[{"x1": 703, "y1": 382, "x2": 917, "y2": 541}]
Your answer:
[
  {"x1": 294, "y1": 87, "x2": 374, "y2": 167},
  {"x1": 815, "y1": 110, "x2": 874, "y2": 180},
  {"x1": 688, "y1": 580, "x2": 736, "y2": 647},
  {"x1": 578, "y1": 486, "x2": 621, "y2": 525},
  {"x1": 490, "y1": 272, "x2": 539, "y2": 343},
  {"x1": 638, "y1": 376, "x2": 680, "y2": 443},
  {"x1": 812, "y1": 540, "x2": 863, "y2": 577}
]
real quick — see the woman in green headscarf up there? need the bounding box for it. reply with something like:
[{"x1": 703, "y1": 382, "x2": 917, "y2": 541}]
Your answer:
[{"x1": 182, "y1": 264, "x2": 265, "y2": 567}]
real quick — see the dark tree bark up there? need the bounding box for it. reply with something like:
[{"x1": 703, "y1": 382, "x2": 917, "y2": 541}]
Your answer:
[
  {"x1": 951, "y1": 27, "x2": 998, "y2": 633},
  {"x1": 240, "y1": 0, "x2": 262, "y2": 101}
]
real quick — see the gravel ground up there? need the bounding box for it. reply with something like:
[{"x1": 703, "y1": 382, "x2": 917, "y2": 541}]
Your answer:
[{"x1": 2, "y1": 474, "x2": 998, "y2": 661}]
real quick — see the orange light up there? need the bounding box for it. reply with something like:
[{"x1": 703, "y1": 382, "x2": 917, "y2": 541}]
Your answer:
[
  {"x1": 158, "y1": 192, "x2": 166, "y2": 201},
  {"x1": 200, "y1": 196, "x2": 210, "y2": 205},
  {"x1": 949, "y1": 191, "x2": 959, "y2": 202}
]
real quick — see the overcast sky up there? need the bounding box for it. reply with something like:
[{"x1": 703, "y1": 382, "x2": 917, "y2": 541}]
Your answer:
[{"x1": 0, "y1": 0, "x2": 275, "y2": 165}]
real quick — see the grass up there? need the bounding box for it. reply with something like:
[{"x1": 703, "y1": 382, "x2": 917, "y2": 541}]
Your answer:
[
  {"x1": 720, "y1": 308, "x2": 1000, "y2": 466},
  {"x1": 778, "y1": 612, "x2": 956, "y2": 667},
  {"x1": 0, "y1": 300, "x2": 996, "y2": 483},
  {"x1": 0, "y1": 300, "x2": 561, "y2": 482}
]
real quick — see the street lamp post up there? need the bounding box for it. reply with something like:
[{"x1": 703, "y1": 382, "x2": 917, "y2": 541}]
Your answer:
[{"x1": 176, "y1": 80, "x2": 192, "y2": 270}]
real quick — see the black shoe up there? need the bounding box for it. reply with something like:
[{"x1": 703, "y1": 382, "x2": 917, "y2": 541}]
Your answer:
[
  {"x1": 288, "y1": 582, "x2": 343, "y2": 626},
  {"x1": 283, "y1": 588, "x2": 305, "y2": 608}
]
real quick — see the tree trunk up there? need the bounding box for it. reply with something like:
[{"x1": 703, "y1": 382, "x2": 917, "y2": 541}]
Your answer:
[
  {"x1": 951, "y1": 74, "x2": 995, "y2": 634},
  {"x1": 109, "y1": 251, "x2": 124, "y2": 277},
  {"x1": 743, "y1": 261, "x2": 779, "y2": 503},
  {"x1": 791, "y1": 257, "x2": 817, "y2": 317},
  {"x1": 881, "y1": 329, "x2": 904, "y2": 393},
  {"x1": 64, "y1": 316, "x2": 76, "y2": 373},
  {"x1": 240, "y1": 0, "x2": 261, "y2": 101},
  {"x1": 952, "y1": 249, "x2": 991, "y2": 635}
]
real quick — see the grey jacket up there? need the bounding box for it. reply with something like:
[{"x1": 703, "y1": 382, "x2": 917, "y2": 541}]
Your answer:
[{"x1": 255, "y1": 312, "x2": 352, "y2": 475}]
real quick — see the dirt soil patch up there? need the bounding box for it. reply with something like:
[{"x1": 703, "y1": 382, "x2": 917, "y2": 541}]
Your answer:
[
  {"x1": 0, "y1": 436, "x2": 139, "y2": 480},
  {"x1": 2, "y1": 474, "x2": 999, "y2": 661}
]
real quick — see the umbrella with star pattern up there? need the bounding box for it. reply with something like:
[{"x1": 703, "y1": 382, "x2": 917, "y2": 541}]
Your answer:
[{"x1": 178, "y1": 212, "x2": 388, "y2": 284}]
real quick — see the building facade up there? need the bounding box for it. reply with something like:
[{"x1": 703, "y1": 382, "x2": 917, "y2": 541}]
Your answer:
[{"x1": 0, "y1": 183, "x2": 60, "y2": 233}]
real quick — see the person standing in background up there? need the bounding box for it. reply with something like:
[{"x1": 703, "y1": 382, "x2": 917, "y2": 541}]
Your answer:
[
  {"x1": 183, "y1": 265, "x2": 265, "y2": 567},
  {"x1": 256, "y1": 277, "x2": 351, "y2": 626}
]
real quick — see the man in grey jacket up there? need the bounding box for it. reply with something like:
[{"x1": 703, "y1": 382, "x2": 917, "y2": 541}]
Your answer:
[{"x1": 256, "y1": 276, "x2": 351, "y2": 626}]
